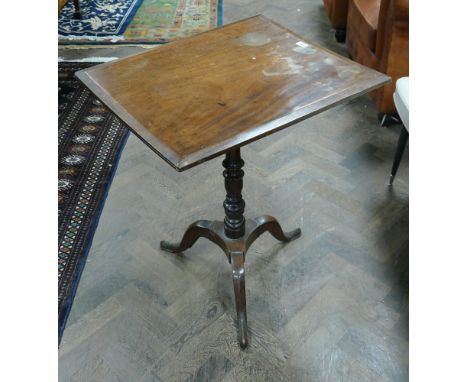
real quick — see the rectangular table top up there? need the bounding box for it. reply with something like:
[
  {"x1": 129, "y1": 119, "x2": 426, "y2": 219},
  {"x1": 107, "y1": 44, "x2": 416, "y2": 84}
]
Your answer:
[{"x1": 76, "y1": 15, "x2": 390, "y2": 171}]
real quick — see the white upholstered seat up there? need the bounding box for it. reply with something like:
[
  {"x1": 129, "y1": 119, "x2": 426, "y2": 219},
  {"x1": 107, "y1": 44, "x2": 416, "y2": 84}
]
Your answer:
[
  {"x1": 393, "y1": 77, "x2": 409, "y2": 130},
  {"x1": 389, "y1": 77, "x2": 409, "y2": 185}
]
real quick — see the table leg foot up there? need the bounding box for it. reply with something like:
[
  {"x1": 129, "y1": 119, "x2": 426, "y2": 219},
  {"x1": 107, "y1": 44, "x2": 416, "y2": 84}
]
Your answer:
[
  {"x1": 231, "y1": 251, "x2": 248, "y2": 349},
  {"x1": 244, "y1": 215, "x2": 301, "y2": 251},
  {"x1": 257, "y1": 215, "x2": 301, "y2": 242},
  {"x1": 160, "y1": 220, "x2": 220, "y2": 253}
]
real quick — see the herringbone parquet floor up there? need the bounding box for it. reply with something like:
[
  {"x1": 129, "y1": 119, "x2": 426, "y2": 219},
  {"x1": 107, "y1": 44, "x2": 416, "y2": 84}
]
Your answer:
[{"x1": 59, "y1": 1, "x2": 409, "y2": 381}]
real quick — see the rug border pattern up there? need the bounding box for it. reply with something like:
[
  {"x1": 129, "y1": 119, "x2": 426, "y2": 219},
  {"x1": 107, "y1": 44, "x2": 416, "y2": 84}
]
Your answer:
[
  {"x1": 58, "y1": 0, "x2": 223, "y2": 46},
  {"x1": 58, "y1": 63, "x2": 130, "y2": 343}
]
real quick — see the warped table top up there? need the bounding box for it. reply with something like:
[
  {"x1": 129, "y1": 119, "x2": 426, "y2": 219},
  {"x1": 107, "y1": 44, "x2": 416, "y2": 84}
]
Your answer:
[{"x1": 76, "y1": 15, "x2": 390, "y2": 171}]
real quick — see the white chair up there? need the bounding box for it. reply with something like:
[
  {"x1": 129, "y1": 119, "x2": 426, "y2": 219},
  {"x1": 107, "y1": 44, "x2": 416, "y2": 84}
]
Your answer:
[{"x1": 389, "y1": 77, "x2": 409, "y2": 185}]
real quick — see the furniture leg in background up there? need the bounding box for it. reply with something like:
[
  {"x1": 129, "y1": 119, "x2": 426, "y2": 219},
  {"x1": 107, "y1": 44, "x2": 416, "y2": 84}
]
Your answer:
[
  {"x1": 73, "y1": 0, "x2": 81, "y2": 19},
  {"x1": 59, "y1": 0, "x2": 81, "y2": 18},
  {"x1": 322, "y1": 0, "x2": 349, "y2": 42},
  {"x1": 389, "y1": 77, "x2": 409, "y2": 185},
  {"x1": 389, "y1": 127, "x2": 408, "y2": 185}
]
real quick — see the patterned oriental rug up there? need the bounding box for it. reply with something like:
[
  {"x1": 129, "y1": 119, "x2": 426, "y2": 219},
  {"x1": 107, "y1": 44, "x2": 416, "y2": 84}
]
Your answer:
[
  {"x1": 58, "y1": 62, "x2": 129, "y2": 343},
  {"x1": 59, "y1": 0, "x2": 143, "y2": 40},
  {"x1": 59, "y1": 0, "x2": 223, "y2": 46}
]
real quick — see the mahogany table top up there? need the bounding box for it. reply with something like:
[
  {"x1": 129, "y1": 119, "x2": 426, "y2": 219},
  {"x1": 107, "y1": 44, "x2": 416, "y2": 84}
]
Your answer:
[{"x1": 76, "y1": 15, "x2": 390, "y2": 171}]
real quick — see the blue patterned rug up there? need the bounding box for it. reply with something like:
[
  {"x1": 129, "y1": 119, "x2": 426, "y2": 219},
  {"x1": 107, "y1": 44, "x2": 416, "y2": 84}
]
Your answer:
[
  {"x1": 59, "y1": 0, "x2": 143, "y2": 41},
  {"x1": 58, "y1": 62, "x2": 129, "y2": 344}
]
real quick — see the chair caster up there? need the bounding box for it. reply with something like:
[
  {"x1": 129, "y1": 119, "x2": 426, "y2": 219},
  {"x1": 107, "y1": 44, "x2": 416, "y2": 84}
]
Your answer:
[{"x1": 379, "y1": 113, "x2": 402, "y2": 127}]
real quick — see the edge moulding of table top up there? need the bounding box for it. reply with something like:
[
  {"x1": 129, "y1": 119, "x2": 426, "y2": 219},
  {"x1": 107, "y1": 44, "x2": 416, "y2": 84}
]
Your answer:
[{"x1": 76, "y1": 15, "x2": 390, "y2": 349}]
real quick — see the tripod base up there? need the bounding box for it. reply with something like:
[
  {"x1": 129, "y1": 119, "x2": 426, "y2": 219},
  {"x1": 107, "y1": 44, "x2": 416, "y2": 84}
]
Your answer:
[{"x1": 160, "y1": 215, "x2": 301, "y2": 348}]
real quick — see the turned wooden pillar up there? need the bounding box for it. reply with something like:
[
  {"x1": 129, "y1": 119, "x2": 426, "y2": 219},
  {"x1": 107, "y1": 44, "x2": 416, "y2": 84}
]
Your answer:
[{"x1": 222, "y1": 148, "x2": 245, "y2": 239}]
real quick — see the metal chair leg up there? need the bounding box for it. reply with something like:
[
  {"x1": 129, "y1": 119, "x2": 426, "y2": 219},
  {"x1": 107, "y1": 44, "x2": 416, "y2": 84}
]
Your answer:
[{"x1": 389, "y1": 126, "x2": 409, "y2": 186}]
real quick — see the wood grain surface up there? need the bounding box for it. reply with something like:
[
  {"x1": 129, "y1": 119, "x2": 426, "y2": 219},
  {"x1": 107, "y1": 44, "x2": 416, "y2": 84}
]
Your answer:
[{"x1": 76, "y1": 15, "x2": 390, "y2": 171}]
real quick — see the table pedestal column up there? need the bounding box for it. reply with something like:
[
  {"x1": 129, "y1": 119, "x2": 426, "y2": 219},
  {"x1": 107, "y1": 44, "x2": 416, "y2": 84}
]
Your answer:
[{"x1": 160, "y1": 148, "x2": 301, "y2": 348}]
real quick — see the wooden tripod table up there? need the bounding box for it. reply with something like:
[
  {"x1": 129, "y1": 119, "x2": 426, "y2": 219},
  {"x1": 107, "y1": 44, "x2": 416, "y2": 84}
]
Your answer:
[{"x1": 76, "y1": 15, "x2": 390, "y2": 349}]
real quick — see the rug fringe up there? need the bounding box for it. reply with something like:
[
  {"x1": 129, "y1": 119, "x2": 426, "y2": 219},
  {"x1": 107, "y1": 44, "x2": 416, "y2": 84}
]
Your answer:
[
  {"x1": 59, "y1": 34, "x2": 125, "y2": 42},
  {"x1": 58, "y1": 44, "x2": 159, "y2": 49},
  {"x1": 58, "y1": 57, "x2": 119, "y2": 63}
]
